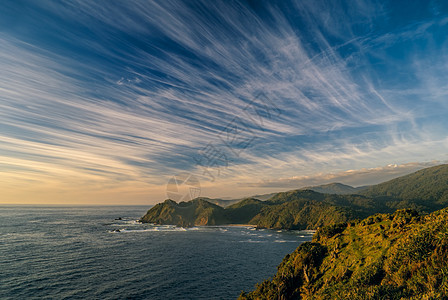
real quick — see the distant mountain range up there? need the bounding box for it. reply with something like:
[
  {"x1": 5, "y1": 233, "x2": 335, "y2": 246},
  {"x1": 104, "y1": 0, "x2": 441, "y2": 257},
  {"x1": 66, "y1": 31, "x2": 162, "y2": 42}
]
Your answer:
[
  {"x1": 141, "y1": 164, "x2": 448, "y2": 230},
  {"x1": 300, "y1": 182, "x2": 369, "y2": 194},
  {"x1": 198, "y1": 183, "x2": 369, "y2": 208}
]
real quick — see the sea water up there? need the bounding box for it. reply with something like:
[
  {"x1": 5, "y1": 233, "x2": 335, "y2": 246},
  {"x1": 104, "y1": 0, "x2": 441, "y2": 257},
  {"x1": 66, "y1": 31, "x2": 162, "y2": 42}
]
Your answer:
[{"x1": 0, "y1": 206, "x2": 313, "y2": 299}]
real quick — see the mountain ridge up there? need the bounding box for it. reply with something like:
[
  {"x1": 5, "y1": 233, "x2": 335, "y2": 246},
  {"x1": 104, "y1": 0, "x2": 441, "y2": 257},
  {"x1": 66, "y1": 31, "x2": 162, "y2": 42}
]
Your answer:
[
  {"x1": 300, "y1": 182, "x2": 368, "y2": 194},
  {"x1": 141, "y1": 164, "x2": 448, "y2": 230}
]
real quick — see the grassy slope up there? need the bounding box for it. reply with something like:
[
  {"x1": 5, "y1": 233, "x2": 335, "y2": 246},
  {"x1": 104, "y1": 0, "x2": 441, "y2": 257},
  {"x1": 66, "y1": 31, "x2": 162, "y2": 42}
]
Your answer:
[{"x1": 240, "y1": 207, "x2": 448, "y2": 299}]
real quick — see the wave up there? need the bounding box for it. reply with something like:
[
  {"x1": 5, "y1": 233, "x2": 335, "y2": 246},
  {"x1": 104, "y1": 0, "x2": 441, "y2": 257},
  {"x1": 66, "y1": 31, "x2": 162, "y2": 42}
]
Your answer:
[
  {"x1": 109, "y1": 219, "x2": 142, "y2": 226},
  {"x1": 241, "y1": 239, "x2": 268, "y2": 243},
  {"x1": 106, "y1": 222, "x2": 315, "y2": 240},
  {"x1": 108, "y1": 224, "x2": 207, "y2": 233},
  {"x1": 274, "y1": 240, "x2": 297, "y2": 243}
]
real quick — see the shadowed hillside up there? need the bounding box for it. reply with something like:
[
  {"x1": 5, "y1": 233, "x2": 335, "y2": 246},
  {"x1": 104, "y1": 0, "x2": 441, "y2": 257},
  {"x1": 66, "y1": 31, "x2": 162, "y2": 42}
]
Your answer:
[{"x1": 140, "y1": 198, "x2": 229, "y2": 227}]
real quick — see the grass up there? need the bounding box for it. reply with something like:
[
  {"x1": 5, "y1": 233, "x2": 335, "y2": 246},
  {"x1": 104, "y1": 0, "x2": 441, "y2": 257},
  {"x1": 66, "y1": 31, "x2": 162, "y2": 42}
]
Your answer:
[{"x1": 240, "y1": 207, "x2": 448, "y2": 300}]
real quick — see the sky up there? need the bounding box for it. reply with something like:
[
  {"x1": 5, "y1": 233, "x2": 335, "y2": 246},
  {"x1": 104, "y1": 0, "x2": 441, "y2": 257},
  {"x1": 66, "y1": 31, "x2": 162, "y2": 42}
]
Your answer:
[{"x1": 1, "y1": 0, "x2": 448, "y2": 205}]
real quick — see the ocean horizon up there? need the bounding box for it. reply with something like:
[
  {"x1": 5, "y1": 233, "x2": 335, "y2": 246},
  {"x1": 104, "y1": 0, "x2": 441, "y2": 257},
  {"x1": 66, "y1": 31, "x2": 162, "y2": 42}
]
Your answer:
[{"x1": 1, "y1": 205, "x2": 313, "y2": 299}]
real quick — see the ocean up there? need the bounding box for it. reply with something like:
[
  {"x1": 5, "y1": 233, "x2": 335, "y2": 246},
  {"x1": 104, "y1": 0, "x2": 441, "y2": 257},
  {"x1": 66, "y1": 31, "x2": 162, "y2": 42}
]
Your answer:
[{"x1": 0, "y1": 205, "x2": 313, "y2": 299}]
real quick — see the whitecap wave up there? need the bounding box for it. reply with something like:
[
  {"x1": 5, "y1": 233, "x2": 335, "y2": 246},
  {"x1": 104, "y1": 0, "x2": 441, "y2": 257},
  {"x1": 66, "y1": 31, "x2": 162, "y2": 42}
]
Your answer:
[
  {"x1": 240, "y1": 239, "x2": 267, "y2": 243},
  {"x1": 108, "y1": 223, "x2": 192, "y2": 233},
  {"x1": 110, "y1": 219, "x2": 142, "y2": 226},
  {"x1": 274, "y1": 240, "x2": 296, "y2": 243}
]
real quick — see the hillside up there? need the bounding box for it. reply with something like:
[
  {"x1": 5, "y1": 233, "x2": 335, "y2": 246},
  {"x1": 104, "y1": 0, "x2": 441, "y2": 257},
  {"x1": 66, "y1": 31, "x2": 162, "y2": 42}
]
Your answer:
[
  {"x1": 240, "y1": 207, "x2": 448, "y2": 299},
  {"x1": 248, "y1": 190, "x2": 378, "y2": 229},
  {"x1": 140, "y1": 198, "x2": 229, "y2": 227},
  {"x1": 141, "y1": 165, "x2": 448, "y2": 229},
  {"x1": 141, "y1": 190, "x2": 377, "y2": 229},
  {"x1": 224, "y1": 198, "x2": 265, "y2": 224},
  {"x1": 249, "y1": 200, "x2": 354, "y2": 230},
  {"x1": 359, "y1": 164, "x2": 448, "y2": 211}
]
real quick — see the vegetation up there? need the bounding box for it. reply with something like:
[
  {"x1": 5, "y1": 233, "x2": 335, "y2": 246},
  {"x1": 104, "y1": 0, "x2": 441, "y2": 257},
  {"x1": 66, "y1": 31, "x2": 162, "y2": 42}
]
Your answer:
[
  {"x1": 249, "y1": 198, "x2": 355, "y2": 230},
  {"x1": 140, "y1": 198, "x2": 229, "y2": 227},
  {"x1": 224, "y1": 198, "x2": 265, "y2": 224},
  {"x1": 141, "y1": 165, "x2": 448, "y2": 230},
  {"x1": 240, "y1": 207, "x2": 448, "y2": 299},
  {"x1": 140, "y1": 191, "x2": 371, "y2": 229},
  {"x1": 360, "y1": 164, "x2": 448, "y2": 211}
]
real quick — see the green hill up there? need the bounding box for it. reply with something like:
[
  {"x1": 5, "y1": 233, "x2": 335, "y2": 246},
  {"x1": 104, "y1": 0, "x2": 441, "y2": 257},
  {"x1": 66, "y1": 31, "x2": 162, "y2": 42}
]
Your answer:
[
  {"x1": 141, "y1": 165, "x2": 448, "y2": 229},
  {"x1": 249, "y1": 200, "x2": 354, "y2": 230},
  {"x1": 224, "y1": 198, "x2": 265, "y2": 224},
  {"x1": 141, "y1": 190, "x2": 376, "y2": 229},
  {"x1": 240, "y1": 207, "x2": 448, "y2": 299},
  {"x1": 359, "y1": 164, "x2": 448, "y2": 212},
  {"x1": 247, "y1": 190, "x2": 377, "y2": 229},
  {"x1": 140, "y1": 198, "x2": 229, "y2": 227}
]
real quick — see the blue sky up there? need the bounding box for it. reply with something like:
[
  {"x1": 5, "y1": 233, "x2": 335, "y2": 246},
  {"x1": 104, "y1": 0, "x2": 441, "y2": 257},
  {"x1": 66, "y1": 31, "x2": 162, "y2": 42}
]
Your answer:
[{"x1": 1, "y1": 0, "x2": 447, "y2": 204}]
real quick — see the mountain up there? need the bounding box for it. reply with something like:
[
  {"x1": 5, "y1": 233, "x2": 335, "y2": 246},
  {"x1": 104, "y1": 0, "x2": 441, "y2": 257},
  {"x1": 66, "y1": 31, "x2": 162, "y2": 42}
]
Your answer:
[
  {"x1": 141, "y1": 164, "x2": 448, "y2": 229},
  {"x1": 301, "y1": 182, "x2": 368, "y2": 194},
  {"x1": 141, "y1": 190, "x2": 377, "y2": 229},
  {"x1": 359, "y1": 164, "x2": 448, "y2": 210},
  {"x1": 249, "y1": 198, "x2": 354, "y2": 230},
  {"x1": 140, "y1": 198, "x2": 228, "y2": 227},
  {"x1": 224, "y1": 198, "x2": 265, "y2": 224},
  {"x1": 240, "y1": 207, "x2": 448, "y2": 299},
  {"x1": 249, "y1": 190, "x2": 376, "y2": 229}
]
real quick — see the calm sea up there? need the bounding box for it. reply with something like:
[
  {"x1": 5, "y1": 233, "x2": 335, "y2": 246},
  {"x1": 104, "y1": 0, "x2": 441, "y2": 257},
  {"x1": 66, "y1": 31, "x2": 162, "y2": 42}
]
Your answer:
[{"x1": 0, "y1": 205, "x2": 313, "y2": 299}]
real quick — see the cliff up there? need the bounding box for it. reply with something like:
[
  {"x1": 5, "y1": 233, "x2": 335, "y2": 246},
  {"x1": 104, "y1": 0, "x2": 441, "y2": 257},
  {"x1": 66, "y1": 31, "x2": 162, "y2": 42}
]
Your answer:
[{"x1": 240, "y1": 207, "x2": 448, "y2": 299}]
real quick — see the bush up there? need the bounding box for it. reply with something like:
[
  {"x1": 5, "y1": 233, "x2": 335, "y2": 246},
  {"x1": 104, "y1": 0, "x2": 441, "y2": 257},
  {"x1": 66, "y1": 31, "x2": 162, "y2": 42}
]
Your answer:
[{"x1": 315, "y1": 222, "x2": 348, "y2": 240}]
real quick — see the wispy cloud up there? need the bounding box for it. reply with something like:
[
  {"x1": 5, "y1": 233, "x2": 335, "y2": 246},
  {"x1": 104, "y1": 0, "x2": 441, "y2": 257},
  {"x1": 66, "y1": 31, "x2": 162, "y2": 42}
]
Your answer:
[{"x1": 0, "y1": 1, "x2": 447, "y2": 204}]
